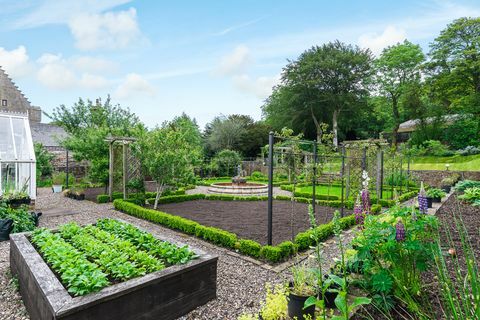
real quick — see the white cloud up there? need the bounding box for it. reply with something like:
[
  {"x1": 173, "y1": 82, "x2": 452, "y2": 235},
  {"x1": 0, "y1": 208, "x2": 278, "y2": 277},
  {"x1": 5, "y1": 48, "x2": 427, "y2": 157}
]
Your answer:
[
  {"x1": 216, "y1": 45, "x2": 252, "y2": 76},
  {"x1": 0, "y1": 46, "x2": 33, "y2": 78},
  {"x1": 69, "y1": 8, "x2": 142, "y2": 51},
  {"x1": 71, "y1": 56, "x2": 117, "y2": 73},
  {"x1": 358, "y1": 25, "x2": 407, "y2": 55},
  {"x1": 36, "y1": 53, "x2": 111, "y2": 90},
  {"x1": 36, "y1": 54, "x2": 77, "y2": 89},
  {"x1": 232, "y1": 74, "x2": 279, "y2": 99},
  {"x1": 79, "y1": 73, "x2": 109, "y2": 89},
  {"x1": 114, "y1": 73, "x2": 156, "y2": 99},
  {"x1": 12, "y1": 0, "x2": 133, "y2": 29}
]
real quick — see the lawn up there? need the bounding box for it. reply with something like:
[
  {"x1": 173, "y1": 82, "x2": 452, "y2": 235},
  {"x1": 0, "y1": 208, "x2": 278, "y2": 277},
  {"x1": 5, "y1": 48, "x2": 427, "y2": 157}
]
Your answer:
[
  {"x1": 292, "y1": 184, "x2": 413, "y2": 200},
  {"x1": 407, "y1": 154, "x2": 480, "y2": 171}
]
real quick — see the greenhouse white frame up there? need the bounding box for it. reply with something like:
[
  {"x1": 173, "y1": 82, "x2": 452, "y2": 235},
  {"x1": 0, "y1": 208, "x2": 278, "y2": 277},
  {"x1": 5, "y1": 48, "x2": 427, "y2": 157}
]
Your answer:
[{"x1": 0, "y1": 111, "x2": 36, "y2": 200}]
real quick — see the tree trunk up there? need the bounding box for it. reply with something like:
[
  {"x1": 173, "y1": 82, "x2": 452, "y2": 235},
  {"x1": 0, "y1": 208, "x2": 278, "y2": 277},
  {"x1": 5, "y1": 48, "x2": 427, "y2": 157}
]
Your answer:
[
  {"x1": 392, "y1": 96, "x2": 400, "y2": 147},
  {"x1": 310, "y1": 107, "x2": 322, "y2": 142},
  {"x1": 332, "y1": 109, "x2": 339, "y2": 148},
  {"x1": 153, "y1": 182, "x2": 163, "y2": 210}
]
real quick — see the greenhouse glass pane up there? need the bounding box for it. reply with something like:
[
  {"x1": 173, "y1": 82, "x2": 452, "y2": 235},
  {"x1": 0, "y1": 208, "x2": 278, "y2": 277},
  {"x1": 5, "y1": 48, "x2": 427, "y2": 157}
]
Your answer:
[
  {"x1": 18, "y1": 162, "x2": 31, "y2": 193},
  {"x1": 0, "y1": 116, "x2": 16, "y2": 160},
  {"x1": 12, "y1": 118, "x2": 32, "y2": 160},
  {"x1": 1, "y1": 162, "x2": 16, "y2": 194}
]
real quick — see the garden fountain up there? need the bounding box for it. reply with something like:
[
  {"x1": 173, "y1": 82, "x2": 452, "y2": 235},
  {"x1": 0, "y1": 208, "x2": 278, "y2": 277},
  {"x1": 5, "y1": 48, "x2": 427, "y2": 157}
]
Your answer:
[{"x1": 208, "y1": 165, "x2": 268, "y2": 195}]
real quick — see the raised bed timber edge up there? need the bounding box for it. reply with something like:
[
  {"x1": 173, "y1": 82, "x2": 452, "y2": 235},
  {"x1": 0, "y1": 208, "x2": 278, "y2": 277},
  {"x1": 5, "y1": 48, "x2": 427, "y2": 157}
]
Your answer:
[{"x1": 9, "y1": 224, "x2": 218, "y2": 320}]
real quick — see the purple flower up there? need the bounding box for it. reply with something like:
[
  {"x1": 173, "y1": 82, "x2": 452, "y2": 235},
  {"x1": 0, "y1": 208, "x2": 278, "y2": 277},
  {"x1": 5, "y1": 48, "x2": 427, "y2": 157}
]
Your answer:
[
  {"x1": 395, "y1": 221, "x2": 405, "y2": 242},
  {"x1": 354, "y1": 195, "x2": 364, "y2": 225},
  {"x1": 361, "y1": 189, "x2": 370, "y2": 214},
  {"x1": 418, "y1": 182, "x2": 428, "y2": 214}
]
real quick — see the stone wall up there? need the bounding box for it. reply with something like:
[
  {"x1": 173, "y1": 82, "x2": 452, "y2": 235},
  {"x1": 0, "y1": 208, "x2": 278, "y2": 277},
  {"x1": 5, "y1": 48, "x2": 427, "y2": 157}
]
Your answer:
[
  {"x1": 45, "y1": 147, "x2": 88, "y2": 178},
  {"x1": 410, "y1": 170, "x2": 480, "y2": 187}
]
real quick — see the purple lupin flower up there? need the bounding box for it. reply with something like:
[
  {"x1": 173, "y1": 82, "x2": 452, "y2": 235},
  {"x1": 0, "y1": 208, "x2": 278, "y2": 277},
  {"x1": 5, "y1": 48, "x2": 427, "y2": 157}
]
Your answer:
[
  {"x1": 395, "y1": 220, "x2": 406, "y2": 242},
  {"x1": 418, "y1": 181, "x2": 428, "y2": 214},
  {"x1": 361, "y1": 189, "x2": 370, "y2": 214},
  {"x1": 354, "y1": 194, "x2": 364, "y2": 225}
]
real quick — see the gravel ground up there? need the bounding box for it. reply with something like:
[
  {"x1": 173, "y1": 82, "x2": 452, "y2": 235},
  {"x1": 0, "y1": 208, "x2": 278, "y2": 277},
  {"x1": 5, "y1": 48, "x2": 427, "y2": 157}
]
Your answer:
[{"x1": 0, "y1": 188, "x2": 356, "y2": 320}]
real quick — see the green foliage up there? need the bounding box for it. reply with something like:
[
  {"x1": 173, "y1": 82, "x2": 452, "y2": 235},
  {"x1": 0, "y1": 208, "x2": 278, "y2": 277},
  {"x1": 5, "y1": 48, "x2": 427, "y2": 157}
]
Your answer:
[
  {"x1": 264, "y1": 41, "x2": 373, "y2": 145},
  {"x1": 249, "y1": 171, "x2": 267, "y2": 181},
  {"x1": 50, "y1": 97, "x2": 145, "y2": 184},
  {"x1": 458, "y1": 187, "x2": 480, "y2": 206},
  {"x1": 259, "y1": 246, "x2": 283, "y2": 263},
  {"x1": 351, "y1": 206, "x2": 438, "y2": 313},
  {"x1": 454, "y1": 180, "x2": 480, "y2": 192},
  {"x1": 95, "y1": 219, "x2": 195, "y2": 264},
  {"x1": 211, "y1": 149, "x2": 242, "y2": 176},
  {"x1": 238, "y1": 239, "x2": 262, "y2": 258},
  {"x1": 259, "y1": 283, "x2": 288, "y2": 320},
  {"x1": 31, "y1": 228, "x2": 109, "y2": 296},
  {"x1": 34, "y1": 143, "x2": 54, "y2": 180},
  {"x1": 0, "y1": 202, "x2": 36, "y2": 233},
  {"x1": 426, "y1": 188, "x2": 446, "y2": 198},
  {"x1": 138, "y1": 119, "x2": 201, "y2": 209},
  {"x1": 442, "y1": 117, "x2": 480, "y2": 149}
]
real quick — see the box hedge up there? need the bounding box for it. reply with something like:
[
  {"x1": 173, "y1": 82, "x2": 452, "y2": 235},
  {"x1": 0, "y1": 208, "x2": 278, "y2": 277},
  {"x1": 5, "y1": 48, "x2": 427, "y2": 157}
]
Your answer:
[{"x1": 238, "y1": 239, "x2": 262, "y2": 258}]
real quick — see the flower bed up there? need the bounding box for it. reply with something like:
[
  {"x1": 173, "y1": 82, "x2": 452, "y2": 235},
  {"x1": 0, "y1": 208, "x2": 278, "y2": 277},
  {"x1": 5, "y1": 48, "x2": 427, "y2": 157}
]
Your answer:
[
  {"x1": 10, "y1": 219, "x2": 218, "y2": 320},
  {"x1": 114, "y1": 199, "x2": 381, "y2": 263}
]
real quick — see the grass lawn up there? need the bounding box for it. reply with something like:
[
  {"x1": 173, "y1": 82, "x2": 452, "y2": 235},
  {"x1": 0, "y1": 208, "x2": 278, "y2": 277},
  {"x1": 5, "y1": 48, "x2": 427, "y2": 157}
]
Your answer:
[
  {"x1": 407, "y1": 154, "x2": 480, "y2": 171},
  {"x1": 294, "y1": 184, "x2": 412, "y2": 200}
]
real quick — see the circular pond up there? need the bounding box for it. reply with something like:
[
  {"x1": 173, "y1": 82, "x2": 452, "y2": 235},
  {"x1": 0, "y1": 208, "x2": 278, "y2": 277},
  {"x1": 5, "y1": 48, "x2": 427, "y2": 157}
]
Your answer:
[{"x1": 208, "y1": 182, "x2": 268, "y2": 195}]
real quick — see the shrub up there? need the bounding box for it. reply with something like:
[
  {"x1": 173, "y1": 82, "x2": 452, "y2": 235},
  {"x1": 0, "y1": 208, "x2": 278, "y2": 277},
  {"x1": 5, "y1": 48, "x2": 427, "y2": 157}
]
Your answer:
[
  {"x1": 454, "y1": 180, "x2": 480, "y2": 192},
  {"x1": 97, "y1": 194, "x2": 110, "y2": 203},
  {"x1": 260, "y1": 246, "x2": 283, "y2": 263},
  {"x1": 293, "y1": 192, "x2": 339, "y2": 200},
  {"x1": 238, "y1": 239, "x2": 262, "y2": 258},
  {"x1": 457, "y1": 146, "x2": 480, "y2": 156},
  {"x1": 458, "y1": 187, "x2": 480, "y2": 206},
  {"x1": 212, "y1": 149, "x2": 242, "y2": 176},
  {"x1": 250, "y1": 171, "x2": 267, "y2": 181},
  {"x1": 371, "y1": 204, "x2": 382, "y2": 214},
  {"x1": 277, "y1": 241, "x2": 297, "y2": 259}
]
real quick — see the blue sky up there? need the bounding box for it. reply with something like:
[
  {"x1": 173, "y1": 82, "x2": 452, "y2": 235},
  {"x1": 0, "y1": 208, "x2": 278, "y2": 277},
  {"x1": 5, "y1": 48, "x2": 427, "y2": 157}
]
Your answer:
[{"x1": 0, "y1": 0, "x2": 479, "y2": 129}]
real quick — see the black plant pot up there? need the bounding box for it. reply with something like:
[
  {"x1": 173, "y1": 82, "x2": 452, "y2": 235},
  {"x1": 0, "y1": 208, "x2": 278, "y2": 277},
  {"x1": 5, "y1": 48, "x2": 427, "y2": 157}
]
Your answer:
[
  {"x1": 322, "y1": 290, "x2": 338, "y2": 309},
  {"x1": 426, "y1": 197, "x2": 433, "y2": 208},
  {"x1": 288, "y1": 292, "x2": 316, "y2": 320},
  {"x1": 7, "y1": 198, "x2": 31, "y2": 208},
  {"x1": 432, "y1": 197, "x2": 441, "y2": 203},
  {"x1": 442, "y1": 186, "x2": 451, "y2": 193}
]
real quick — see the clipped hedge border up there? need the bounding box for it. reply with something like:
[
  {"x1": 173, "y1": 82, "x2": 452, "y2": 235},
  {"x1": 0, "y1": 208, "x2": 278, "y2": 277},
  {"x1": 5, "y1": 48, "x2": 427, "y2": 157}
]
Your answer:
[
  {"x1": 96, "y1": 189, "x2": 186, "y2": 204},
  {"x1": 113, "y1": 199, "x2": 362, "y2": 263}
]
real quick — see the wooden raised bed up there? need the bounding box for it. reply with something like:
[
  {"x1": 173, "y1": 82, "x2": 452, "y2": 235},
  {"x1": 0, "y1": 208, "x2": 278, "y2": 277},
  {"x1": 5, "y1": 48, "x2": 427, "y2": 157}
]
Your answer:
[{"x1": 10, "y1": 224, "x2": 218, "y2": 320}]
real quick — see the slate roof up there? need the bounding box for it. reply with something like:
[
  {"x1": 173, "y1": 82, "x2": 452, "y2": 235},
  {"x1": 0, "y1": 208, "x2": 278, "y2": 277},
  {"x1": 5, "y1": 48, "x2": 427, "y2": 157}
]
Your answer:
[{"x1": 30, "y1": 122, "x2": 68, "y2": 147}]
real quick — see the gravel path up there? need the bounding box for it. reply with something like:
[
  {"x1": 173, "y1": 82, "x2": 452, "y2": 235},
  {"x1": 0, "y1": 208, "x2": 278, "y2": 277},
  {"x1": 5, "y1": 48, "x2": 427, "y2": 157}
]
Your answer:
[{"x1": 0, "y1": 188, "x2": 357, "y2": 320}]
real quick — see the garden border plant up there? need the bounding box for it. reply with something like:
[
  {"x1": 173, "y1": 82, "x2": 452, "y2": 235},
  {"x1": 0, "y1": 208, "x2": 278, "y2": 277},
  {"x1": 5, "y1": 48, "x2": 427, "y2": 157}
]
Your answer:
[{"x1": 113, "y1": 199, "x2": 381, "y2": 263}]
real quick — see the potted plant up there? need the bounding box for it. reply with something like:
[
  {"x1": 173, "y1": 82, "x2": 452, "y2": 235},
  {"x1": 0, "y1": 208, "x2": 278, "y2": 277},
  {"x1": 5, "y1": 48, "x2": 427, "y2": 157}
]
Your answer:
[
  {"x1": 259, "y1": 283, "x2": 288, "y2": 320},
  {"x1": 288, "y1": 263, "x2": 316, "y2": 319},
  {"x1": 426, "y1": 188, "x2": 446, "y2": 203},
  {"x1": 3, "y1": 191, "x2": 31, "y2": 208},
  {"x1": 441, "y1": 177, "x2": 454, "y2": 193},
  {"x1": 52, "y1": 172, "x2": 66, "y2": 193}
]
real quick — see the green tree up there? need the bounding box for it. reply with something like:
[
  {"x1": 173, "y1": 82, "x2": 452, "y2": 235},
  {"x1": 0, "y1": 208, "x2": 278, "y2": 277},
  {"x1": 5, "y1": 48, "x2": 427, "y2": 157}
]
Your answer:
[
  {"x1": 375, "y1": 40, "x2": 425, "y2": 146},
  {"x1": 204, "y1": 115, "x2": 246, "y2": 154},
  {"x1": 139, "y1": 121, "x2": 200, "y2": 209},
  {"x1": 427, "y1": 17, "x2": 480, "y2": 135},
  {"x1": 49, "y1": 97, "x2": 145, "y2": 185},
  {"x1": 34, "y1": 143, "x2": 54, "y2": 180},
  {"x1": 273, "y1": 41, "x2": 373, "y2": 147},
  {"x1": 211, "y1": 149, "x2": 242, "y2": 176}
]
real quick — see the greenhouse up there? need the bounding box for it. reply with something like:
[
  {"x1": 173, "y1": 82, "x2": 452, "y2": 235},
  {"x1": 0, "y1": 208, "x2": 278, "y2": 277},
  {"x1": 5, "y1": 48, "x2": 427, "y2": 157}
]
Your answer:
[{"x1": 0, "y1": 111, "x2": 36, "y2": 200}]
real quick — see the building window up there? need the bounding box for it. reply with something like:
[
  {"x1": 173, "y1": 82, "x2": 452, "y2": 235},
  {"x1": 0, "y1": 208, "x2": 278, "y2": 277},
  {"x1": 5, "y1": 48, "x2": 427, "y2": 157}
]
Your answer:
[{"x1": 1, "y1": 100, "x2": 6, "y2": 107}]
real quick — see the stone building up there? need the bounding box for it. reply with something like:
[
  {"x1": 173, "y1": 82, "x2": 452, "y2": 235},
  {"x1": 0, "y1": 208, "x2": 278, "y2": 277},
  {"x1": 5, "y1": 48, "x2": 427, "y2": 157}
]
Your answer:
[{"x1": 0, "y1": 66, "x2": 86, "y2": 176}]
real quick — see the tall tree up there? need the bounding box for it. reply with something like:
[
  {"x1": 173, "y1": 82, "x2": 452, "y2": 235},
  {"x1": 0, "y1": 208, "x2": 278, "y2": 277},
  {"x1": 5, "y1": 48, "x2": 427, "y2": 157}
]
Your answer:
[
  {"x1": 279, "y1": 41, "x2": 373, "y2": 147},
  {"x1": 204, "y1": 115, "x2": 246, "y2": 154},
  {"x1": 427, "y1": 17, "x2": 480, "y2": 135},
  {"x1": 138, "y1": 121, "x2": 200, "y2": 209},
  {"x1": 50, "y1": 97, "x2": 145, "y2": 185},
  {"x1": 375, "y1": 40, "x2": 425, "y2": 146}
]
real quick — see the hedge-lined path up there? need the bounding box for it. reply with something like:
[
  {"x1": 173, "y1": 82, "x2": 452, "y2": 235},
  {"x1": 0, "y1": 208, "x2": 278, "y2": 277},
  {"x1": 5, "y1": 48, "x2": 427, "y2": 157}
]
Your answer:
[
  {"x1": 186, "y1": 185, "x2": 293, "y2": 197},
  {"x1": 0, "y1": 188, "x2": 358, "y2": 319}
]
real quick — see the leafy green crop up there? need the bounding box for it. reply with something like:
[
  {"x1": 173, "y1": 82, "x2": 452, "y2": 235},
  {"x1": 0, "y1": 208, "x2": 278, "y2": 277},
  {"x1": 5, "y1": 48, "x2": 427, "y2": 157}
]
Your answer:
[
  {"x1": 59, "y1": 222, "x2": 164, "y2": 280},
  {"x1": 95, "y1": 219, "x2": 196, "y2": 265},
  {"x1": 0, "y1": 202, "x2": 36, "y2": 233},
  {"x1": 31, "y1": 228, "x2": 109, "y2": 296}
]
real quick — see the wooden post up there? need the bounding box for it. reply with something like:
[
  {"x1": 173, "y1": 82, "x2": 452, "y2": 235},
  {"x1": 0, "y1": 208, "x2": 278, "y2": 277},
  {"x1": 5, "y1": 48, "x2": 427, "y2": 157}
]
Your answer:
[
  {"x1": 109, "y1": 141, "x2": 114, "y2": 202},
  {"x1": 123, "y1": 141, "x2": 127, "y2": 200}
]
